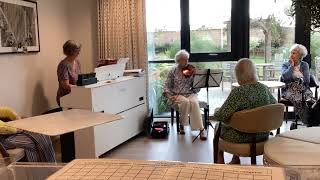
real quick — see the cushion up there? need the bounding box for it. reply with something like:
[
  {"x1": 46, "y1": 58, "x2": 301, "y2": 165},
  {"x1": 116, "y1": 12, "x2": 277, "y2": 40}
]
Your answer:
[
  {"x1": 0, "y1": 120, "x2": 17, "y2": 135},
  {"x1": 0, "y1": 148, "x2": 25, "y2": 162},
  {"x1": 0, "y1": 107, "x2": 19, "y2": 121},
  {"x1": 0, "y1": 107, "x2": 19, "y2": 135},
  {"x1": 218, "y1": 138, "x2": 266, "y2": 157}
]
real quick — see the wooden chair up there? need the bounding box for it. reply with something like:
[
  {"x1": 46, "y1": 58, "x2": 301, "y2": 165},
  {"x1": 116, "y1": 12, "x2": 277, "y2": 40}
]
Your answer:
[
  {"x1": 171, "y1": 101, "x2": 209, "y2": 133},
  {"x1": 213, "y1": 103, "x2": 284, "y2": 165}
]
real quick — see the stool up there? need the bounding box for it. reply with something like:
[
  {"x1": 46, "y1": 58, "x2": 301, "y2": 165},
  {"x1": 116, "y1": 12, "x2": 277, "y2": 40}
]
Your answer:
[{"x1": 170, "y1": 101, "x2": 209, "y2": 133}]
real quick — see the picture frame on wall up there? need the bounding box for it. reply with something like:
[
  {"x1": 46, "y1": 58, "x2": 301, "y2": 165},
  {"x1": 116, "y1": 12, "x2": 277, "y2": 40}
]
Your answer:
[{"x1": 0, "y1": 0, "x2": 40, "y2": 54}]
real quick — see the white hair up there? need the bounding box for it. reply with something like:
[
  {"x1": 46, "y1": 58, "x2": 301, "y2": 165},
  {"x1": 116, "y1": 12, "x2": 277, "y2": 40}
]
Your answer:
[
  {"x1": 290, "y1": 44, "x2": 308, "y2": 60},
  {"x1": 235, "y1": 58, "x2": 258, "y2": 84},
  {"x1": 175, "y1": 49, "x2": 189, "y2": 63}
]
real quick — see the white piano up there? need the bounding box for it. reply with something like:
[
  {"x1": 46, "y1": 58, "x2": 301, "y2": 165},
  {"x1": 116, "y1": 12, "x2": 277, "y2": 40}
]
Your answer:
[{"x1": 60, "y1": 76, "x2": 147, "y2": 158}]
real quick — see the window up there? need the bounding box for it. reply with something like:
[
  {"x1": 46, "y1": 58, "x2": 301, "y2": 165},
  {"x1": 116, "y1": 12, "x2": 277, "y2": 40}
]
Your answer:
[
  {"x1": 311, "y1": 32, "x2": 320, "y2": 79},
  {"x1": 189, "y1": 0, "x2": 231, "y2": 54},
  {"x1": 146, "y1": 0, "x2": 180, "y2": 61},
  {"x1": 250, "y1": 0, "x2": 295, "y2": 80}
]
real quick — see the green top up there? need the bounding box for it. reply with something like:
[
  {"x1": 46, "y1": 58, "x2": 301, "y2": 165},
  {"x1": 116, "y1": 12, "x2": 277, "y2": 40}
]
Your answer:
[{"x1": 214, "y1": 82, "x2": 277, "y2": 143}]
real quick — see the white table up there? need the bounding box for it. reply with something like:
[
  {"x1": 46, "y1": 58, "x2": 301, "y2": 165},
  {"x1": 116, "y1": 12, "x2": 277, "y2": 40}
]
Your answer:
[
  {"x1": 264, "y1": 127, "x2": 320, "y2": 166},
  {"x1": 8, "y1": 109, "x2": 122, "y2": 162},
  {"x1": 232, "y1": 81, "x2": 285, "y2": 101}
]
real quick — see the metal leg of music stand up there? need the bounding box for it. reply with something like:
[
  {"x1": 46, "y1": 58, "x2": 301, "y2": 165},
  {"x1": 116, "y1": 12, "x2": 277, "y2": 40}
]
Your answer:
[
  {"x1": 192, "y1": 131, "x2": 202, "y2": 143},
  {"x1": 193, "y1": 106, "x2": 210, "y2": 143}
]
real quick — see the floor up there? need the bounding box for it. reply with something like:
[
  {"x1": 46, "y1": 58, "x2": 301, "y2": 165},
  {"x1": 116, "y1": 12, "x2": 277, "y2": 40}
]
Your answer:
[{"x1": 101, "y1": 119, "x2": 294, "y2": 165}]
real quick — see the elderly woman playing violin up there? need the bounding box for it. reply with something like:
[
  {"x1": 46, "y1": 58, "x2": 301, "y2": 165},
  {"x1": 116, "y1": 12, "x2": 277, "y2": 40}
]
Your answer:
[{"x1": 163, "y1": 50, "x2": 207, "y2": 140}]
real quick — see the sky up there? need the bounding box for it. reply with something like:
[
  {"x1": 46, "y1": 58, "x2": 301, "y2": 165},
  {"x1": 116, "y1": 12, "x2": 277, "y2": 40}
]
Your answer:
[{"x1": 146, "y1": 0, "x2": 295, "y2": 32}]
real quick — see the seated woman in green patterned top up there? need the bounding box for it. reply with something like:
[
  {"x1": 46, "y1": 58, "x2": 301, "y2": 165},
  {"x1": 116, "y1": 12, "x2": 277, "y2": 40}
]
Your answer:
[{"x1": 214, "y1": 58, "x2": 277, "y2": 164}]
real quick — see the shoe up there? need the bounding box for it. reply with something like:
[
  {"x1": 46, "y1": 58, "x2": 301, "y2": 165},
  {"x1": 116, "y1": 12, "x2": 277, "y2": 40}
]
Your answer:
[
  {"x1": 200, "y1": 129, "x2": 207, "y2": 140},
  {"x1": 179, "y1": 125, "x2": 185, "y2": 135}
]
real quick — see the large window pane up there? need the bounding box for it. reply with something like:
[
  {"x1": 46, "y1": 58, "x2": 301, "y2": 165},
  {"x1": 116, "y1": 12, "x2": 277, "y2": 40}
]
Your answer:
[
  {"x1": 189, "y1": 0, "x2": 231, "y2": 53},
  {"x1": 146, "y1": 0, "x2": 180, "y2": 61},
  {"x1": 148, "y1": 61, "x2": 239, "y2": 115},
  {"x1": 250, "y1": 0, "x2": 295, "y2": 81},
  {"x1": 148, "y1": 63, "x2": 174, "y2": 115},
  {"x1": 311, "y1": 32, "x2": 320, "y2": 80}
]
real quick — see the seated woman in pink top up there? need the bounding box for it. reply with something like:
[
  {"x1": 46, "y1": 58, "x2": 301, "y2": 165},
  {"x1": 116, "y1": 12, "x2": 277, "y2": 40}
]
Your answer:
[{"x1": 56, "y1": 40, "x2": 81, "y2": 106}]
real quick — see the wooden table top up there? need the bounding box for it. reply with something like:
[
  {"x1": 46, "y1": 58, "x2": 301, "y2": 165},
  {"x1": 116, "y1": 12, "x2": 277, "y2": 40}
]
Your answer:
[
  {"x1": 264, "y1": 137, "x2": 320, "y2": 166},
  {"x1": 278, "y1": 127, "x2": 320, "y2": 144},
  {"x1": 7, "y1": 109, "x2": 123, "y2": 136},
  {"x1": 47, "y1": 159, "x2": 285, "y2": 180},
  {"x1": 232, "y1": 81, "x2": 285, "y2": 89}
]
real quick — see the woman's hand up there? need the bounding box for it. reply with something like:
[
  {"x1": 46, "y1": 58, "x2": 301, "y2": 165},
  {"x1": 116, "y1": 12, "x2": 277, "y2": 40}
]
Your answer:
[
  {"x1": 168, "y1": 95, "x2": 178, "y2": 102},
  {"x1": 289, "y1": 59, "x2": 294, "y2": 66}
]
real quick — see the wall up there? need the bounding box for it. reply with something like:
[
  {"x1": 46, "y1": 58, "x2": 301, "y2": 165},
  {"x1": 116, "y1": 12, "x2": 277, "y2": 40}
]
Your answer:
[
  {"x1": 67, "y1": 0, "x2": 98, "y2": 73},
  {"x1": 0, "y1": 0, "x2": 97, "y2": 117}
]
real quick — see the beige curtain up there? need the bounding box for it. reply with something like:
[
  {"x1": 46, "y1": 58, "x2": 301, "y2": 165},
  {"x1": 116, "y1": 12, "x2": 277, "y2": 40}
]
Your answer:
[{"x1": 98, "y1": 0, "x2": 147, "y2": 70}]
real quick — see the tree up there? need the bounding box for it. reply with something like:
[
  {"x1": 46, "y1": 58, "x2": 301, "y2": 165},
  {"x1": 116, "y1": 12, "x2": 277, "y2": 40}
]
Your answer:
[{"x1": 251, "y1": 15, "x2": 283, "y2": 63}]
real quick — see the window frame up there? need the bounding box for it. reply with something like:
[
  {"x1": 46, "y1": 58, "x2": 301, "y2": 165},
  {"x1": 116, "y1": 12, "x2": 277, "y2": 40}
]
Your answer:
[{"x1": 181, "y1": 0, "x2": 249, "y2": 62}]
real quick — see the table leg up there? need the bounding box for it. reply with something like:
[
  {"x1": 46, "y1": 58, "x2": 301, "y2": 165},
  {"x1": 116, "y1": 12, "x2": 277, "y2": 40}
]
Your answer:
[
  {"x1": 277, "y1": 88, "x2": 281, "y2": 102},
  {"x1": 60, "y1": 132, "x2": 75, "y2": 162},
  {"x1": 263, "y1": 66, "x2": 267, "y2": 80}
]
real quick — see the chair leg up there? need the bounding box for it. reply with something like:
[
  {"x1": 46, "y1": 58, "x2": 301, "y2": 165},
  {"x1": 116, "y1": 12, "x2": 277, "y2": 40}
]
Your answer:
[
  {"x1": 285, "y1": 106, "x2": 288, "y2": 124},
  {"x1": 171, "y1": 108, "x2": 174, "y2": 126},
  {"x1": 213, "y1": 123, "x2": 222, "y2": 163},
  {"x1": 250, "y1": 137, "x2": 257, "y2": 165},
  {"x1": 176, "y1": 111, "x2": 180, "y2": 133},
  {"x1": 204, "y1": 108, "x2": 209, "y2": 130}
]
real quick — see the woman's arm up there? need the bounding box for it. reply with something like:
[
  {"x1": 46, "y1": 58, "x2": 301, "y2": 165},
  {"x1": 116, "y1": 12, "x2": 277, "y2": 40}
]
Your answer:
[
  {"x1": 163, "y1": 68, "x2": 174, "y2": 98},
  {"x1": 213, "y1": 88, "x2": 241, "y2": 123},
  {"x1": 57, "y1": 63, "x2": 72, "y2": 91},
  {"x1": 281, "y1": 62, "x2": 294, "y2": 83},
  {"x1": 60, "y1": 79, "x2": 72, "y2": 92},
  {"x1": 302, "y1": 62, "x2": 310, "y2": 86}
]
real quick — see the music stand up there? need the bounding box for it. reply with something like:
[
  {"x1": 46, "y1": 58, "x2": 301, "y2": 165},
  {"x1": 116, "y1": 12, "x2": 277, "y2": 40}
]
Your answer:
[{"x1": 191, "y1": 69, "x2": 223, "y2": 142}]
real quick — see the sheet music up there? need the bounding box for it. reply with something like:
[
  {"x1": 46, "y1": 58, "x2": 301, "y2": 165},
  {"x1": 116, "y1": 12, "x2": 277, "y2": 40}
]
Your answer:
[
  {"x1": 48, "y1": 159, "x2": 285, "y2": 180},
  {"x1": 193, "y1": 69, "x2": 223, "y2": 89}
]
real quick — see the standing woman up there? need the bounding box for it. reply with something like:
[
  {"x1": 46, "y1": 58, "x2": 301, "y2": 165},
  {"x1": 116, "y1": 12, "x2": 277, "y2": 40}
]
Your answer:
[{"x1": 56, "y1": 40, "x2": 81, "y2": 106}]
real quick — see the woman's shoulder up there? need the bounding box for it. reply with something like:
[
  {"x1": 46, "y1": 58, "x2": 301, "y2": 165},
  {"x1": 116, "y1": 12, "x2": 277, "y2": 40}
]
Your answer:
[
  {"x1": 236, "y1": 82, "x2": 267, "y2": 91},
  {"x1": 282, "y1": 60, "x2": 290, "y2": 66},
  {"x1": 300, "y1": 61, "x2": 309, "y2": 68},
  {"x1": 58, "y1": 59, "x2": 68, "y2": 67}
]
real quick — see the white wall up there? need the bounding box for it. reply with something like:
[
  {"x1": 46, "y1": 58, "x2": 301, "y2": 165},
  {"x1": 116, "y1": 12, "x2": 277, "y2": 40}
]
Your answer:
[
  {"x1": 0, "y1": 0, "x2": 97, "y2": 117},
  {"x1": 67, "y1": 0, "x2": 98, "y2": 72}
]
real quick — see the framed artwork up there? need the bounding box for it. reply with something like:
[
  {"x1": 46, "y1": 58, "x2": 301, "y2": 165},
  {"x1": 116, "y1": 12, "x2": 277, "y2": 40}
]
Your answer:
[{"x1": 0, "y1": 0, "x2": 40, "y2": 53}]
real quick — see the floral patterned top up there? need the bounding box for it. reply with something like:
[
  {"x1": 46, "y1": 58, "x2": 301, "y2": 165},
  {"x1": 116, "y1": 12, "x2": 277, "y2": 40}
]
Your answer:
[
  {"x1": 163, "y1": 65, "x2": 200, "y2": 97},
  {"x1": 56, "y1": 58, "x2": 81, "y2": 106},
  {"x1": 214, "y1": 82, "x2": 277, "y2": 143}
]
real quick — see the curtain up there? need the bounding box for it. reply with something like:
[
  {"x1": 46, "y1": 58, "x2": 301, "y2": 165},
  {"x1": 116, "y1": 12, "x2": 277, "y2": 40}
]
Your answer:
[{"x1": 98, "y1": 0, "x2": 147, "y2": 70}]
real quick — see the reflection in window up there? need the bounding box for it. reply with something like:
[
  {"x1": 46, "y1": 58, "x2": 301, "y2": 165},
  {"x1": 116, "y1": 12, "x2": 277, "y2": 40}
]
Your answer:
[
  {"x1": 250, "y1": 0, "x2": 295, "y2": 80},
  {"x1": 311, "y1": 32, "x2": 320, "y2": 79},
  {"x1": 146, "y1": 0, "x2": 180, "y2": 61}
]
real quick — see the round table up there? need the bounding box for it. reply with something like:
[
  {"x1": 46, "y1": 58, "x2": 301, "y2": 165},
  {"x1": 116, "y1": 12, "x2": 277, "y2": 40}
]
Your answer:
[
  {"x1": 264, "y1": 127, "x2": 320, "y2": 166},
  {"x1": 232, "y1": 81, "x2": 285, "y2": 101}
]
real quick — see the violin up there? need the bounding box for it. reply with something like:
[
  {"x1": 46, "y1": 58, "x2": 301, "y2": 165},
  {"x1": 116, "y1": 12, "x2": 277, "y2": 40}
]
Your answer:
[{"x1": 181, "y1": 64, "x2": 196, "y2": 77}]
